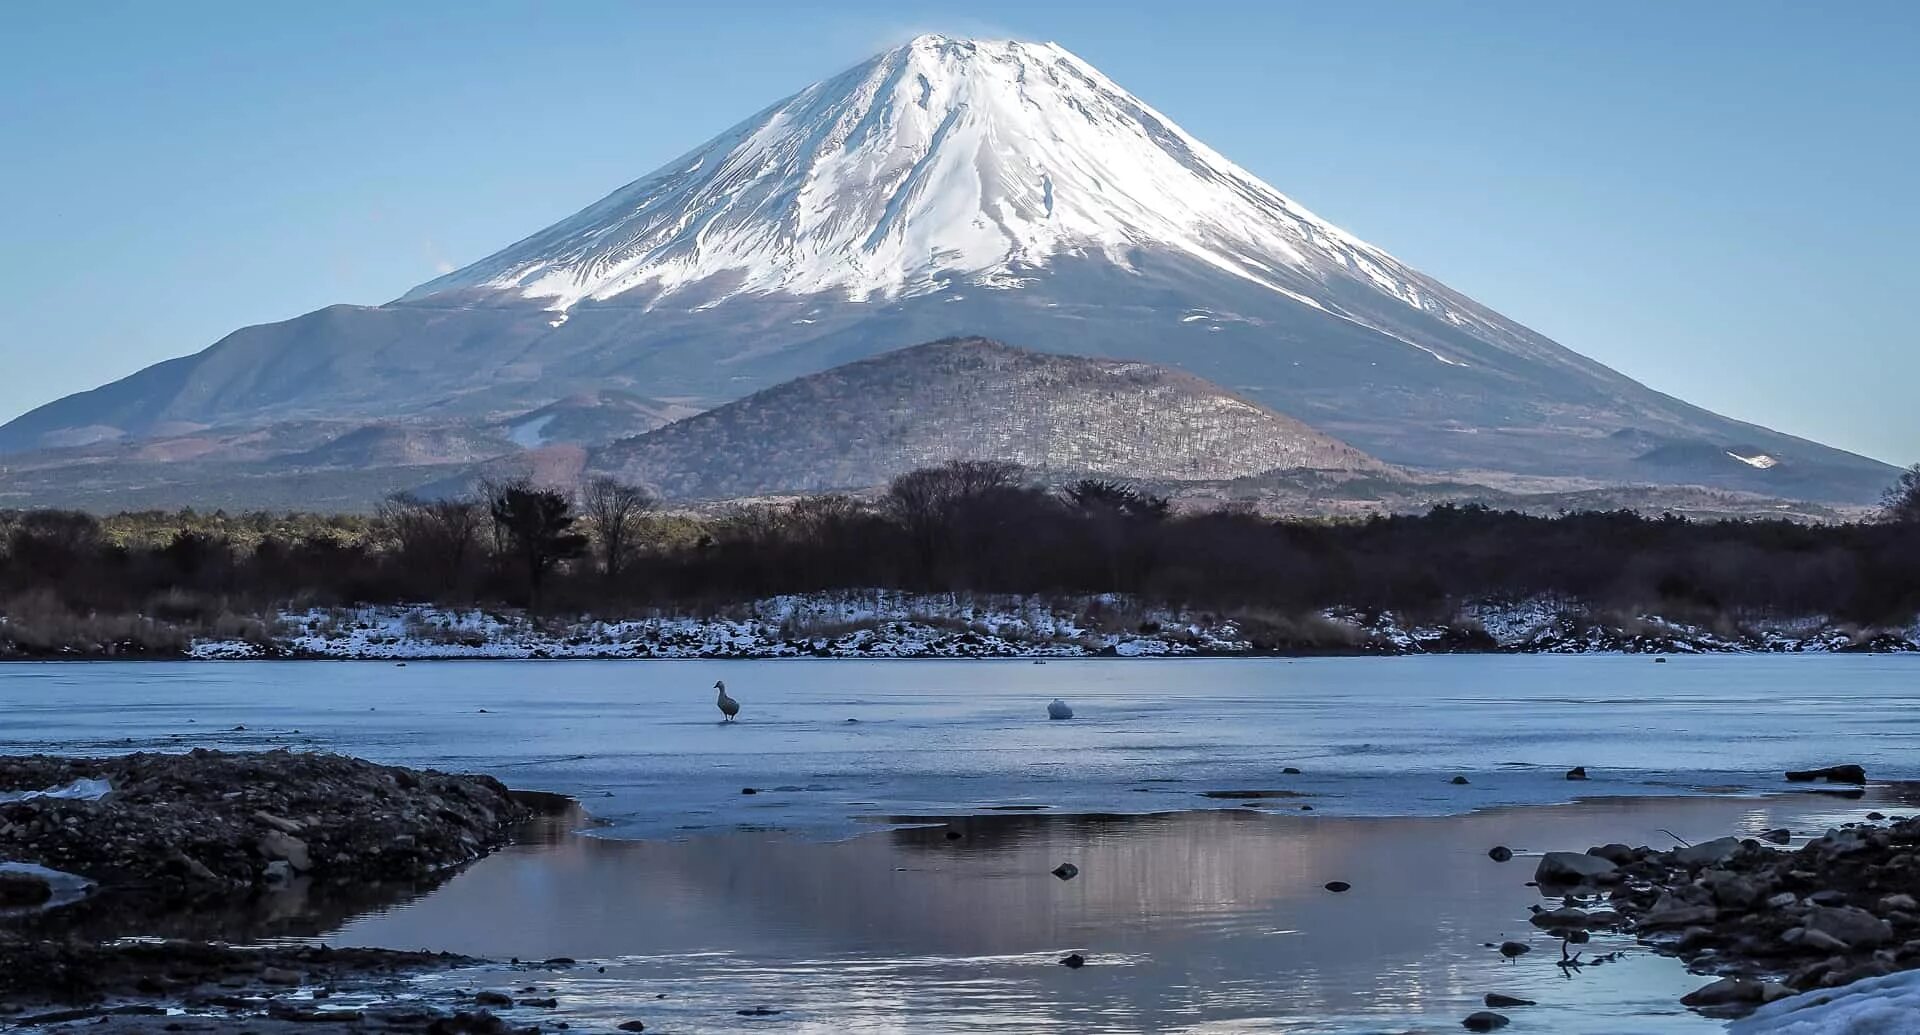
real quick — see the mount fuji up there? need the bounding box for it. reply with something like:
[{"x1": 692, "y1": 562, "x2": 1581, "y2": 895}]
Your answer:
[{"x1": 0, "y1": 35, "x2": 1893, "y2": 504}]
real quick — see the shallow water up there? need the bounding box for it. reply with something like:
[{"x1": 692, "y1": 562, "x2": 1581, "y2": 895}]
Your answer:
[
  {"x1": 331, "y1": 794, "x2": 1895, "y2": 1034},
  {"x1": 4, "y1": 656, "x2": 1914, "y2": 1032},
  {"x1": 0, "y1": 656, "x2": 1912, "y2": 837}
]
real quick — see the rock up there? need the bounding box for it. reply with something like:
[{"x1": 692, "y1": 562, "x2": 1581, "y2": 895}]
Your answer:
[
  {"x1": 1766, "y1": 892, "x2": 1800, "y2": 909},
  {"x1": 1483, "y1": 993, "x2": 1534, "y2": 1008},
  {"x1": 1587, "y1": 843, "x2": 1636, "y2": 865},
  {"x1": 263, "y1": 859, "x2": 294, "y2": 883},
  {"x1": 1808, "y1": 889, "x2": 1849, "y2": 907},
  {"x1": 1530, "y1": 906, "x2": 1591, "y2": 928},
  {"x1": 1535, "y1": 851, "x2": 1617, "y2": 884},
  {"x1": 1488, "y1": 846, "x2": 1513, "y2": 863},
  {"x1": 1880, "y1": 893, "x2": 1918, "y2": 912},
  {"x1": 1681, "y1": 976, "x2": 1777, "y2": 1009},
  {"x1": 617, "y1": 1023, "x2": 646, "y2": 1033},
  {"x1": 1806, "y1": 904, "x2": 1893, "y2": 949},
  {"x1": 1461, "y1": 1011, "x2": 1509, "y2": 1031},
  {"x1": 1058, "y1": 953, "x2": 1086, "y2": 968},
  {"x1": 945, "y1": 830, "x2": 963, "y2": 840},
  {"x1": 1498, "y1": 941, "x2": 1530, "y2": 958},
  {"x1": 1796, "y1": 928, "x2": 1849, "y2": 953},
  {"x1": 1565, "y1": 766, "x2": 1588, "y2": 781},
  {"x1": 1671, "y1": 836, "x2": 1742, "y2": 868},
  {"x1": 1867, "y1": 812, "x2": 1886, "y2": 821},
  {"x1": 252, "y1": 811, "x2": 304, "y2": 835},
  {"x1": 474, "y1": 992, "x2": 513, "y2": 1007},
  {"x1": 0, "y1": 872, "x2": 53, "y2": 907},
  {"x1": 1705, "y1": 872, "x2": 1761, "y2": 908},
  {"x1": 1761, "y1": 828, "x2": 1792, "y2": 845},
  {"x1": 1052, "y1": 863, "x2": 1079, "y2": 881},
  {"x1": 1282, "y1": 767, "x2": 1301, "y2": 775},
  {"x1": 1785, "y1": 765, "x2": 1866, "y2": 784},
  {"x1": 740, "y1": 787, "x2": 759, "y2": 795},
  {"x1": 260, "y1": 967, "x2": 302, "y2": 986},
  {"x1": 1451, "y1": 776, "x2": 1470, "y2": 785},
  {"x1": 258, "y1": 829, "x2": 312, "y2": 872},
  {"x1": 517, "y1": 998, "x2": 558, "y2": 1008},
  {"x1": 1324, "y1": 881, "x2": 1351, "y2": 893},
  {"x1": 1640, "y1": 893, "x2": 1719, "y2": 930},
  {"x1": 736, "y1": 1007, "x2": 783, "y2": 1017}
]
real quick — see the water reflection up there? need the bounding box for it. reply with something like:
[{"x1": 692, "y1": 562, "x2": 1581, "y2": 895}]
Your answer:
[{"x1": 327, "y1": 792, "x2": 1896, "y2": 1033}]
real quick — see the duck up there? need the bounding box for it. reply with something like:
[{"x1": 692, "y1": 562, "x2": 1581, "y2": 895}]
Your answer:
[
  {"x1": 714, "y1": 680, "x2": 741, "y2": 723},
  {"x1": 1047, "y1": 698, "x2": 1074, "y2": 720}
]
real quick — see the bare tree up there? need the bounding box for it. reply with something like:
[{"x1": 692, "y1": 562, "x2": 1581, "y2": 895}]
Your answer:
[
  {"x1": 579, "y1": 476, "x2": 655, "y2": 578},
  {"x1": 1882, "y1": 464, "x2": 1920, "y2": 525},
  {"x1": 887, "y1": 460, "x2": 1027, "y2": 579},
  {"x1": 378, "y1": 493, "x2": 483, "y2": 592}
]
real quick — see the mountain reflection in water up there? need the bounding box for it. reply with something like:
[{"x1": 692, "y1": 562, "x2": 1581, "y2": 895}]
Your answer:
[{"x1": 325, "y1": 792, "x2": 1886, "y2": 1033}]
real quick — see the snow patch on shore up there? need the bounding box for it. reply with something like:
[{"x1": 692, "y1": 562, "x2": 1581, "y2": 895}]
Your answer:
[
  {"x1": 186, "y1": 594, "x2": 1918, "y2": 660},
  {"x1": 1731, "y1": 970, "x2": 1920, "y2": 1034}
]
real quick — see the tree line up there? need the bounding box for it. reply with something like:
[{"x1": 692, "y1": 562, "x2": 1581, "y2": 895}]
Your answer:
[{"x1": 2, "y1": 463, "x2": 1917, "y2": 635}]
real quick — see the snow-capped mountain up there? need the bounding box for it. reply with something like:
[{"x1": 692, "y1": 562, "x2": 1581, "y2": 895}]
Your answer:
[
  {"x1": 407, "y1": 36, "x2": 1485, "y2": 351},
  {"x1": 0, "y1": 35, "x2": 1896, "y2": 504}
]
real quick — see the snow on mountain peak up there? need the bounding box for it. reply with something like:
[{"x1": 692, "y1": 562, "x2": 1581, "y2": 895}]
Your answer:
[{"x1": 401, "y1": 34, "x2": 1478, "y2": 339}]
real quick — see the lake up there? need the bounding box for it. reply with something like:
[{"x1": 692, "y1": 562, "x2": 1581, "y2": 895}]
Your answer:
[{"x1": 2, "y1": 655, "x2": 1913, "y2": 1031}]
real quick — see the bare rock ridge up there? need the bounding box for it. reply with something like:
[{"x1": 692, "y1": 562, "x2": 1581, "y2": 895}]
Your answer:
[
  {"x1": 591, "y1": 338, "x2": 1383, "y2": 498},
  {"x1": 0, "y1": 34, "x2": 1896, "y2": 503}
]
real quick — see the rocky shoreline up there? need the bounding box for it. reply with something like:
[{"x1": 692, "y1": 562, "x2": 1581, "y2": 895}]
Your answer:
[
  {"x1": 0, "y1": 750, "x2": 549, "y2": 1026},
  {"x1": 1527, "y1": 768, "x2": 1920, "y2": 1021}
]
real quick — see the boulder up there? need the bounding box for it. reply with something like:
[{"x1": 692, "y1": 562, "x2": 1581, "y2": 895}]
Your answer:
[
  {"x1": 1051, "y1": 863, "x2": 1079, "y2": 881},
  {"x1": 1487, "y1": 846, "x2": 1513, "y2": 863},
  {"x1": 474, "y1": 992, "x2": 513, "y2": 1007},
  {"x1": 1806, "y1": 904, "x2": 1893, "y2": 949},
  {"x1": 1535, "y1": 852, "x2": 1617, "y2": 884},
  {"x1": 1461, "y1": 1012, "x2": 1509, "y2": 1031},
  {"x1": 1671, "y1": 836, "x2": 1742, "y2": 868},
  {"x1": 1587, "y1": 843, "x2": 1636, "y2": 865},
  {"x1": 1680, "y1": 977, "x2": 1788, "y2": 1010},
  {"x1": 257, "y1": 830, "x2": 312, "y2": 872},
  {"x1": 1483, "y1": 993, "x2": 1534, "y2": 1008},
  {"x1": 1565, "y1": 767, "x2": 1589, "y2": 781},
  {"x1": 1640, "y1": 894, "x2": 1720, "y2": 930},
  {"x1": 1761, "y1": 828, "x2": 1792, "y2": 845},
  {"x1": 1529, "y1": 906, "x2": 1592, "y2": 929},
  {"x1": 1785, "y1": 765, "x2": 1866, "y2": 784}
]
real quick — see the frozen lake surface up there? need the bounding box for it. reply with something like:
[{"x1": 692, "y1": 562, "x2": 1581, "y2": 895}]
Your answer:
[{"x1": 1, "y1": 655, "x2": 1913, "y2": 838}]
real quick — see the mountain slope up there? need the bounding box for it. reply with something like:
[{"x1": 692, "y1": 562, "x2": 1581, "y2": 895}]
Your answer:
[
  {"x1": 591, "y1": 338, "x2": 1383, "y2": 498},
  {"x1": 0, "y1": 35, "x2": 1895, "y2": 502}
]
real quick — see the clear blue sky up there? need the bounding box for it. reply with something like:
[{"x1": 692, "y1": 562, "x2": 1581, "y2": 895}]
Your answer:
[{"x1": 3, "y1": 1, "x2": 1915, "y2": 464}]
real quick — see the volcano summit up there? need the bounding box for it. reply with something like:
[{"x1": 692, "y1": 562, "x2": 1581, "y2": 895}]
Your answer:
[{"x1": 0, "y1": 35, "x2": 1892, "y2": 504}]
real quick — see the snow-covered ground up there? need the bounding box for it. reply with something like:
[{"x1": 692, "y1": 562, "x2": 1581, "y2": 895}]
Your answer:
[{"x1": 186, "y1": 592, "x2": 1919, "y2": 660}]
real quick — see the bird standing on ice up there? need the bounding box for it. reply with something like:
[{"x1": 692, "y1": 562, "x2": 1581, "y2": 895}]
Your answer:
[
  {"x1": 1047, "y1": 698, "x2": 1074, "y2": 720},
  {"x1": 714, "y1": 680, "x2": 741, "y2": 723}
]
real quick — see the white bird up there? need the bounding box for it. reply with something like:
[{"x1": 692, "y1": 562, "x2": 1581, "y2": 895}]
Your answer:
[
  {"x1": 714, "y1": 680, "x2": 741, "y2": 723},
  {"x1": 1047, "y1": 698, "x2": 1074, "y2": 720}
]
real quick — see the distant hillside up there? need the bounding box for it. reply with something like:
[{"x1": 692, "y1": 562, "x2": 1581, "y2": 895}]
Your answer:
[{"x1": 591, "y1": 338, "x2": 1384, "y2": 499}]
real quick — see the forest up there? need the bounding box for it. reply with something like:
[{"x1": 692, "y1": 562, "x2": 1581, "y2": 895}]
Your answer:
[{"x1": 1, "y1": 461, "x2": 1917, "y2": 655}]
